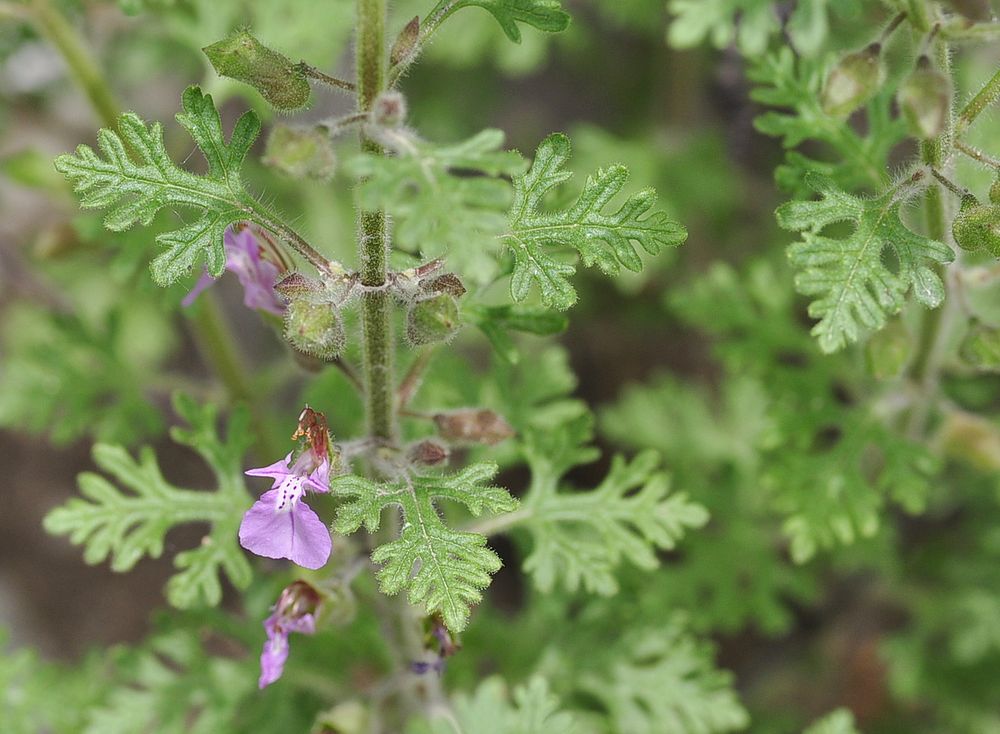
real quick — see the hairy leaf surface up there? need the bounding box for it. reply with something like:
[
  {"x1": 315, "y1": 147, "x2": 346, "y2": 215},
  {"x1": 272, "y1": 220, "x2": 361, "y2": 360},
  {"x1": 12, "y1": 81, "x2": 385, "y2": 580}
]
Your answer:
[
  {"x1": 777, "y1": 172, "x2": 953, "y2": 353},
  {"x1": 505, "y1": 133, "x2": 685, "y2": 309},
  {"x1": 54, "y1": 86, "x2": 288, "y2": 286},
  {"x1": 332, "y1": 463, "x2": 517, "y2": 632},
  {"x1": 43, "y1": 394, "x2": 253, "y2": 608}
]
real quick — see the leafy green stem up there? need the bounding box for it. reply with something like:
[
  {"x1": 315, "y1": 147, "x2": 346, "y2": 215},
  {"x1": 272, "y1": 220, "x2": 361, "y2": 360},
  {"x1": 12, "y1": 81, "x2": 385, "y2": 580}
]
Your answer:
[
  {"x1": 907, "y1": 38, "x2": 957, "y2": 437},
  {"x1": 33, "y1": 0, "x2": 279, "y2": 455},
  {"x1": 188, "y1": 294, "x2": 280, "y2": 457},
  {"x1": 357, "y1": 0, "x2": 396, "y2": 444},
  {"x1": 28, "y1": 0, "x2": 120, "y2": 131},
  {"x1": 957, "y1": 67, "x2": 1000, "y2": 134}
]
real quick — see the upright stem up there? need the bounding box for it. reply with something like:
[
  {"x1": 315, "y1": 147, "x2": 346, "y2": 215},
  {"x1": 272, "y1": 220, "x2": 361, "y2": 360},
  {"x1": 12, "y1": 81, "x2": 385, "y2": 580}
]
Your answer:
[
  {"x1": 32, "y1": 0, "x2": 276, "y2": 456},
  {"x1": 908, "y1": 36, "x2": 956, "y2": 437},
  {"x1": 30, "y1": 0, "x2": 120, "y2": 130},
  {"x1": 356, "y1": 0, "x2": 396, "y2": 443}
]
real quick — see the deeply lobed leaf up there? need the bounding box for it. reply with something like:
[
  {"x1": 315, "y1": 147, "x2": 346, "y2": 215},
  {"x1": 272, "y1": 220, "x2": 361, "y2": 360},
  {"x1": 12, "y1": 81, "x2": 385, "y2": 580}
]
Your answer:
[
  {"x1": 518, "y1": 413, "x2": 707, "y2": 594},
  {"x1": 43, "y1": 394, "x2": 253, "y2": 608},
  {"x1": 435, "y1": 0, "x2": 570, "y2": 43},
  {"x1": 332, "y1": 463, "x2": 517, "y2": 632},
  {"x1": 777, "y1": 172, "x2": 953, "y2": 353},
  {"x1": 505, "y1": 133, "x2": 685, "y2": 309},
  {"x1": 54, "y1": 86, "x2": 272, "y2": 286}
]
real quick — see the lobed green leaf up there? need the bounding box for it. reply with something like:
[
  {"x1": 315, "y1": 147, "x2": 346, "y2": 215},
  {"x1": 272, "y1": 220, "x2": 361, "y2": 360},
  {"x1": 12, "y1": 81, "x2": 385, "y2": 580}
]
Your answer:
[{"x1": 505, "y1": 133, "x2": 685, "y2": 309}]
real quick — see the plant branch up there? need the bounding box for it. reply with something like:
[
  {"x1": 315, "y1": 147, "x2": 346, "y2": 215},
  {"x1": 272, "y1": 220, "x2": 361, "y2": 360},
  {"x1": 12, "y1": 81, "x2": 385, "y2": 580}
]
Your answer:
[
  {"x1": 907, "y1": 37, "x2": 958, "y2": 438},
  {"x1": 357, "y1": 0, "x2": 396, "y2": 444},
  {"x1": 33, "y1": 0, "x2": 280, "y2": 456},
  {"x1": 957, "y1": 68, "x2": 1000, "y2": 134},
  {"x1": 29, "y1": 0, "x2": 120, "y2": 129},
  {"x1": 955, "y1": 140, "x2": 1000, "y2": 169},
  {"x1": 397, "y1": 348, "x2": 436, "y2": 411},
  {"x1": 297, "y1": 62, "x2": 356, "y2": 92}
]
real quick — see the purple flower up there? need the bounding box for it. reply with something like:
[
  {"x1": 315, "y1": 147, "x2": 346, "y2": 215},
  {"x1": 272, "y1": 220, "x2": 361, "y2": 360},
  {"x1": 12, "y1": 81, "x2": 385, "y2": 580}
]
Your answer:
[
  {"x1": 183, "y1": 226, "x2": 285, "y2": 315},
  {"x1": 239, "y1": 450, "x2": 332, "y2": 569},
  {"x1": 258, "y1": 581, "x2": 320, "y2": 688}
]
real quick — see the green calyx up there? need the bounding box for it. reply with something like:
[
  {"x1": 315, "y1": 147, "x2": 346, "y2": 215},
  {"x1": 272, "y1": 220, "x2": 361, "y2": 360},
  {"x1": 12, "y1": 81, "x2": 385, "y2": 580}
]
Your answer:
[
  {"x1": 953, "y1": 194, "x2": 1000, "y2": 255},
  {"x1": 821, "y1": 44, "x2": 883, "y2": 118},
  {"x1": 406, "y1": 293, "x2": 460, "y2": 345},
  {"x1": 284, "y1": 300, "x2": 345, "y2": 359},
  {"x1": 263, "y1": 124, "x2": 336, "y2": 180},
  {"x1": 203, "y1": 30, "x2": 310, "y2": 111}
]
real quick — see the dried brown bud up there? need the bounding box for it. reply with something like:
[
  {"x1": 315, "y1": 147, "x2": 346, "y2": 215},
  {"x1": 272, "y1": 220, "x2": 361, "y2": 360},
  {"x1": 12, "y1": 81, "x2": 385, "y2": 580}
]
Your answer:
[
  {"x1": 390, "y1": 16, "x2": 420, "y2": 67},
  {"x1": 422, "y1": 273, "x2": 467, "y2": 297},
  {"x1": 434, "y1": 409, "x2": 515, "y2": 446},
  {"x1": 407, "y1": 439, "x2": 450, "y2": 466}
]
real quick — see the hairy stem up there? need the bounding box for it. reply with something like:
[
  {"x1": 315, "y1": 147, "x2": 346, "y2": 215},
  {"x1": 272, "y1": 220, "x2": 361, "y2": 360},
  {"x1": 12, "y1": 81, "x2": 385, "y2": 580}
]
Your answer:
[
  {"x1": 957, "y1": 68, "x2": 1000, "y2": 134},
  {"x1": 297, "y1": 62, "x2": 356, "y2": 92},
  {"x1": 357, "y1": 0, "x2": 396, "y2": 444},
  {"x1": 908, "y1": 37, "x2": 957, "y2": 437},
  {"x1": 189, "y1": 295, "x2": 281, "y2": 457}
]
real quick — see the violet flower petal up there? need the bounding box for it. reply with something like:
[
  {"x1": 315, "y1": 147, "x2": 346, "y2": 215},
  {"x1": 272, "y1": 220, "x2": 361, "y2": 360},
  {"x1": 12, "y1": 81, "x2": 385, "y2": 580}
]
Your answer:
[
  {"x1": 258, "y1": 612, "x2": 316, "y2": 688},
  {"x1": 238, "y1": 489, "x2": 332, "y2": 569}
]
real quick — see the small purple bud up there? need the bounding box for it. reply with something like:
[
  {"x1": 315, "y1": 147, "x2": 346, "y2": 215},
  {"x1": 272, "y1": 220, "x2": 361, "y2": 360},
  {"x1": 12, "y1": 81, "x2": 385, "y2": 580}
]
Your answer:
[
  {"x1": 421, "y1": 272, "x2": 467, "y2": 297},
  {"x1": 372, "y1": 91, "x2": 407, "y2": 128}
]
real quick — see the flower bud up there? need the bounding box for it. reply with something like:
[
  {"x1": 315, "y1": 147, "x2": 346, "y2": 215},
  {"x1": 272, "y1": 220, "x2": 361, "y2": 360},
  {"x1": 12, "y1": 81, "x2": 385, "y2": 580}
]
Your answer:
[
  {"x1": 434, "y1": 409, "x2": 515, "y2": 446},
  {"x1": 961, "y1": 322, "x2": 1000, "y2": 371},
  {"x1": 406, "y1": 293, "x2": 459, "y2": 345},
  {"x1": 285, "y1": 299, "x2": 345, "y2": 359},
  {"x1": 390, "y1": 16, "x2": 420, "y2": 67},
  {"x1": 264, "y1": 124, "x2": 336, "y2": 181},
  {"x1": 275, "y1": 271, "x2": 324, "y2": 299},
  {"x1": 938, "y1": 410, "x2": 1000, "y2": 472},
  {"x1": 953, "y1": 195, "x2": 1000, "y2": 256},
  {"x1": 203, "y1": 30, "x2": 310, "y2": 111},
  {"x1": 821, "y1": 44, "x2": 884, "y2": 118},
  {"x1": 897, "y1": 57, "x2": 952, "y2": 140},
  {"x1": 407, "y1": 439, "x2": 450, "y2": 466},
  {"x1": 312, "y1": 701, "x2": 369, "y2": 734},
  {"x1": 421, "y1": 273, "x2": 466, "y2": 297},
  {"x1": 372, "y1": 91, "x2": 408, "y2": 128}
]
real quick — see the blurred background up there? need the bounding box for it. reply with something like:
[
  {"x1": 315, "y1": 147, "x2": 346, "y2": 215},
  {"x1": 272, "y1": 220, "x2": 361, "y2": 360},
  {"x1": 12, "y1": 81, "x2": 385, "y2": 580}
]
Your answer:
[{"x1": 3, "y1": 1, "x2": 1000, "y2": 732}]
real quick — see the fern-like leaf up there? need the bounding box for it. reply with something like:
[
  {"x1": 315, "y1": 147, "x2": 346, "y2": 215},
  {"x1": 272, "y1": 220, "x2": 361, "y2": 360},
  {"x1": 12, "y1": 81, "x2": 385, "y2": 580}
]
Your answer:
[
  {"x1": 332, "y1": 463, "x2": 517, "y2": 632},
  {"x1": 777, "y1": 172, "x2": 953, "y2": 353},
  {"x1": 578, "y1": 619, "x2": 749, "y2": 733},
  {"x1": 43, "y1": 394, "x2": 253, "y2": 608},
  {"x1": 432, "y1": 0, "x2": 570, "y2": 43},
  {"x1": 54, "y1": 86, "x2": 285, "y2": 286},
  {"x1": 505, "y1": 133, "x2": 686, "y2": 309},
  {"x1": 519, "y1": 413, "x2": 707, "y2": 594}
]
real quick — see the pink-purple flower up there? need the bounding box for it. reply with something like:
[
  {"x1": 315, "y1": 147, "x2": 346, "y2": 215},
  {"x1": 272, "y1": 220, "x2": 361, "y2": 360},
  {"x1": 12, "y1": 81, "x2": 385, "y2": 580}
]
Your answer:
[
  {"x1": 183, "y1": 225, "x2": 286, "y2": 315},
  {"x1": 239, "y1": 449, "x2": 332, "y2": 570},
  {"x1": 258, "y1": 581, "x2": 320, "y2": 688}
]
